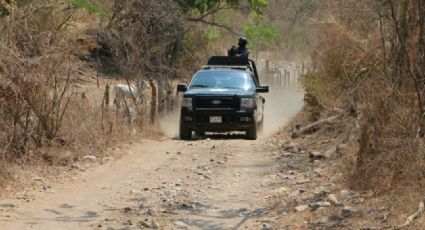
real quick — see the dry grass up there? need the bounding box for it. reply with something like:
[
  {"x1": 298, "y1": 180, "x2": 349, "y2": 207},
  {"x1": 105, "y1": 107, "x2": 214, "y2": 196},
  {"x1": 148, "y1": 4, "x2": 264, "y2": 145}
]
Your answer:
[
  {"x1": 0, "y1": 1, "x2": 182, "y2": 189},
  {"x1": 290, "y1": 1, "x2": 425, "y2": 226},
  {"x1": 303, "y1": 0, "x2": 425, "y2": 198}
]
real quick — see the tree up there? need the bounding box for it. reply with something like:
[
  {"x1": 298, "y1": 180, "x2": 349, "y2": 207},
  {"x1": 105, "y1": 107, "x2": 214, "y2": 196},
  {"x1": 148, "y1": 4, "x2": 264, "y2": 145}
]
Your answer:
[
  {"x1": 176, "y1": 0, "x2": 269, "y2": 34},
  {"x1": 244, "y1": 22, "x2": 280, "y2": 50},
  {"x1": 176, "y1": 0, "x2": 267, "y2": 14}
]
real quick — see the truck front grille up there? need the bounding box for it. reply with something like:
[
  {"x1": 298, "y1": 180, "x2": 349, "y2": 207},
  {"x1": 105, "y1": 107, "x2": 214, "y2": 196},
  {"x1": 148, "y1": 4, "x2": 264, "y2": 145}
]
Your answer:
[{"x1": 196, "y1": 96, "x2": 238, "y2": 109}]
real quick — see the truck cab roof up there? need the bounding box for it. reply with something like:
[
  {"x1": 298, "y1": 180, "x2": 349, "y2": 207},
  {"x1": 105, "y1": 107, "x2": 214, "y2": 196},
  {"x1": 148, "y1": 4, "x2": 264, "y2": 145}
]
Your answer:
[{"x1": 201, "y1": 56, "x2": 260, "y2": 85}]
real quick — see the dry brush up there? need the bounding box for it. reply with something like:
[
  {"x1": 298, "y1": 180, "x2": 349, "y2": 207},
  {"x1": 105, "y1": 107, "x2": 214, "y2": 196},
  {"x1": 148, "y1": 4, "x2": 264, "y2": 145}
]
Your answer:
[{"x1": 303, "y1": 0, "x2": 425, "y2": 193}]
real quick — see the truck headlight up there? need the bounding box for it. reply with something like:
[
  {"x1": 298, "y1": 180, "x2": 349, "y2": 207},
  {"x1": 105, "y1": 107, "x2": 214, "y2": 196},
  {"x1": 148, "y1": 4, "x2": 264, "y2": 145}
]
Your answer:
[
  {"x1": 240, "y1": 98, "x2": 255, "y2": 109},
  {"x1": 182, "y1": 98, "x2": 193, "y2": 110}
]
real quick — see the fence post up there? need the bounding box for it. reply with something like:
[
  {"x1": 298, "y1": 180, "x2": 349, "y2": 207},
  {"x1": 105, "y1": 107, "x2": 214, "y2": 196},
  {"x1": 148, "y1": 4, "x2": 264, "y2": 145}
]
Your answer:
[
  {"x1": 149, "y1": 79, "x2": 157, "y2": 124},
  {"x1": 265, "y1": 60, "x2": 270, "y2": 73}
]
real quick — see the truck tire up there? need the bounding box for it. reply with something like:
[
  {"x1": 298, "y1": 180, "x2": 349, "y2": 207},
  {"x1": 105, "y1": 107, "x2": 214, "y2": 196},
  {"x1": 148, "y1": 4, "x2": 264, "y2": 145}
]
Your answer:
[
  {"x1": 258, "y1": 119, "x2": 264, "y2": 134},
  {"x1": 179, "y1": 121, "x2": 192, "y2": 140},
  {"x1": 246, "y1": 123, "x2": 257, "y2": 140},
  {"x1": 195, "y1": 130, "x2": 205, "y2": 137}
]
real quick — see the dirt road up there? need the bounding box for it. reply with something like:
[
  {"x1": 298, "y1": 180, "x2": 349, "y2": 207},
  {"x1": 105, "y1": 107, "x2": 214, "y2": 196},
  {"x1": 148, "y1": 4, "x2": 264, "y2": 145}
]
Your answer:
[
  {"x1": 0, "y1": 135, "x2": 292, "y2": 230},
  {"x1": 0, "y1": 71, "x2": 304, "y2": 230}
]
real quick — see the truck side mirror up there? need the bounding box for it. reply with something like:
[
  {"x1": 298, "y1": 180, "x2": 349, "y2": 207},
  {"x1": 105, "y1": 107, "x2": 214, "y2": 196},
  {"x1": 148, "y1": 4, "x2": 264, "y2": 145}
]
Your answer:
[
  {"x1": 177, "y1": 83, "x2": 187, "y2": 92},
  {"x1": 256, "y1": 85, "x2": 269, "y2": 93}
]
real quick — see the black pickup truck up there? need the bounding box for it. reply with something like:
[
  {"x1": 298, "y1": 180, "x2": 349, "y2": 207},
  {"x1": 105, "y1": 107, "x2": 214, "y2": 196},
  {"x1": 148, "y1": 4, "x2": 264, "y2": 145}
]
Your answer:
[{"x1": 177, "y1": 56, "x2": 269, "y2": 140}]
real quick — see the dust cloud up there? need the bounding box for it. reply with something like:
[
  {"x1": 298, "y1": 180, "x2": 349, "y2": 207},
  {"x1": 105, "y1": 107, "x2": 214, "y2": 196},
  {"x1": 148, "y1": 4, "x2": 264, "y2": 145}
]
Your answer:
[
  {"x1": 159, "y1": 108, "x2": 180, "y2": 138},
  {"x1": 159, "y1": 62, "x2": 304, "y2": 138},
  {"x1": 261, "y1": 71, "x2": 304, "y2": 136}
]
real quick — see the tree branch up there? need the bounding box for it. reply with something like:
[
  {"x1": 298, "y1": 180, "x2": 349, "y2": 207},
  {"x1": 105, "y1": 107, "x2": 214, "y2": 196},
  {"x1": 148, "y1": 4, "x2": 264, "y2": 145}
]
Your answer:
[
  {"x1": 191, "y1": 6, "x2": 234, "y2": 21},
  {"x1": 186, "y1": 4, "x2": 241, "y2": 36},
  {"x1": 187, "y1": 17, "x2": 241, "y2": 35}
]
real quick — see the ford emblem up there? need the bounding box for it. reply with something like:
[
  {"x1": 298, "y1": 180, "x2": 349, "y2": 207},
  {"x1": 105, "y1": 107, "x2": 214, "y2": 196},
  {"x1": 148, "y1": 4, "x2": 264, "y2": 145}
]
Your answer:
[{"x1": 212, "y1": 100, "x2": 221, "y2": 105}]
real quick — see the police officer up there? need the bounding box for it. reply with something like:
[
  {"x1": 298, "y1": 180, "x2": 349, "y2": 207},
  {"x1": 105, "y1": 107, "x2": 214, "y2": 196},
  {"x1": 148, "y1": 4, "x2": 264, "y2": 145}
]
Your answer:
[
  {"x1": 228, "y1": 37, "x2": 250, "y2": 58},
  {"x1": 236, "y1": 37, "x2": 249, "y2": 58}
]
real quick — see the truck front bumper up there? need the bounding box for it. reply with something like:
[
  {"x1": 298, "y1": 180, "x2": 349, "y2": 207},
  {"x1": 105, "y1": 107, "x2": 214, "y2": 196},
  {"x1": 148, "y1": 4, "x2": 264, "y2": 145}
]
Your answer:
[{"x1": 181, "y1": 108, "x2": 255, "y2": 132}]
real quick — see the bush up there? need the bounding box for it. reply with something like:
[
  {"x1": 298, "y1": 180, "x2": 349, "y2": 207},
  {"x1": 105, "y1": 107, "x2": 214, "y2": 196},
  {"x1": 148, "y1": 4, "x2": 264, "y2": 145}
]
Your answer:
[
  {"x1": 0, "y1": 2, "x2": 112, "y2": 166},
  {"x1": 305, "y1": 0, "x2": 425, "y2": 193},
  {"x1": 0, "y1": 4, "x2": 74, "y2": 157}
]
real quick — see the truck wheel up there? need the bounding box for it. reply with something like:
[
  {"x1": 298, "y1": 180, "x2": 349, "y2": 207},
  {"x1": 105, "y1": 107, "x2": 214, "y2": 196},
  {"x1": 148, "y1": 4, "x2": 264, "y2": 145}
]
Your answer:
[
  {"x1": 195, "y1": 130, "x2": 205, "y2": 137},
  {"x1": 258, "y1": 119, "x2": 264, "y2": 134},
  {"x1": 246, "y1": 123, "x2": 257, "y2": 140},
  {"x1": 179, "y1": 122, "x2": 192, "y2": 140}
]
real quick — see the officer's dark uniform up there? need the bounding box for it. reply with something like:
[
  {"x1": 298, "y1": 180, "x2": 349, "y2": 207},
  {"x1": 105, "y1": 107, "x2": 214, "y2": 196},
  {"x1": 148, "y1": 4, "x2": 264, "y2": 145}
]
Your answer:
[{"x1": 228, "y1": 37, "x2": 250, "y2": 59}]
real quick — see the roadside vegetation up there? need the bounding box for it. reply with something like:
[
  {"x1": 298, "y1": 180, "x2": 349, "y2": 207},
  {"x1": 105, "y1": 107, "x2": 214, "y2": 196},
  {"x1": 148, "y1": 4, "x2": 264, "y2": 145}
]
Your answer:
[
  {"x1": 303, "y1": 0, "x2": 425, "y2": 193},
  {"x1": 289, "y1": 0, "x2": 425, "y2": 227}
]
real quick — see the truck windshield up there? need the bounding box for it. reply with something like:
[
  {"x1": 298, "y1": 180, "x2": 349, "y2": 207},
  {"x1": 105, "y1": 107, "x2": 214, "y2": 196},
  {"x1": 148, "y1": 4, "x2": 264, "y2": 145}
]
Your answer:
[{"x1": 189, "y1": 71, "x2": 255, "y2": 91}]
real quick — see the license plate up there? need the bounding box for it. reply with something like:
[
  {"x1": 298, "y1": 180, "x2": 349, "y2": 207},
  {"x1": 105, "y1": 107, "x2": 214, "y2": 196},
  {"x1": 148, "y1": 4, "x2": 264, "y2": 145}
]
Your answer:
[{"x1": 209, "y1": 116, "x2": 222, "y2": 123}]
